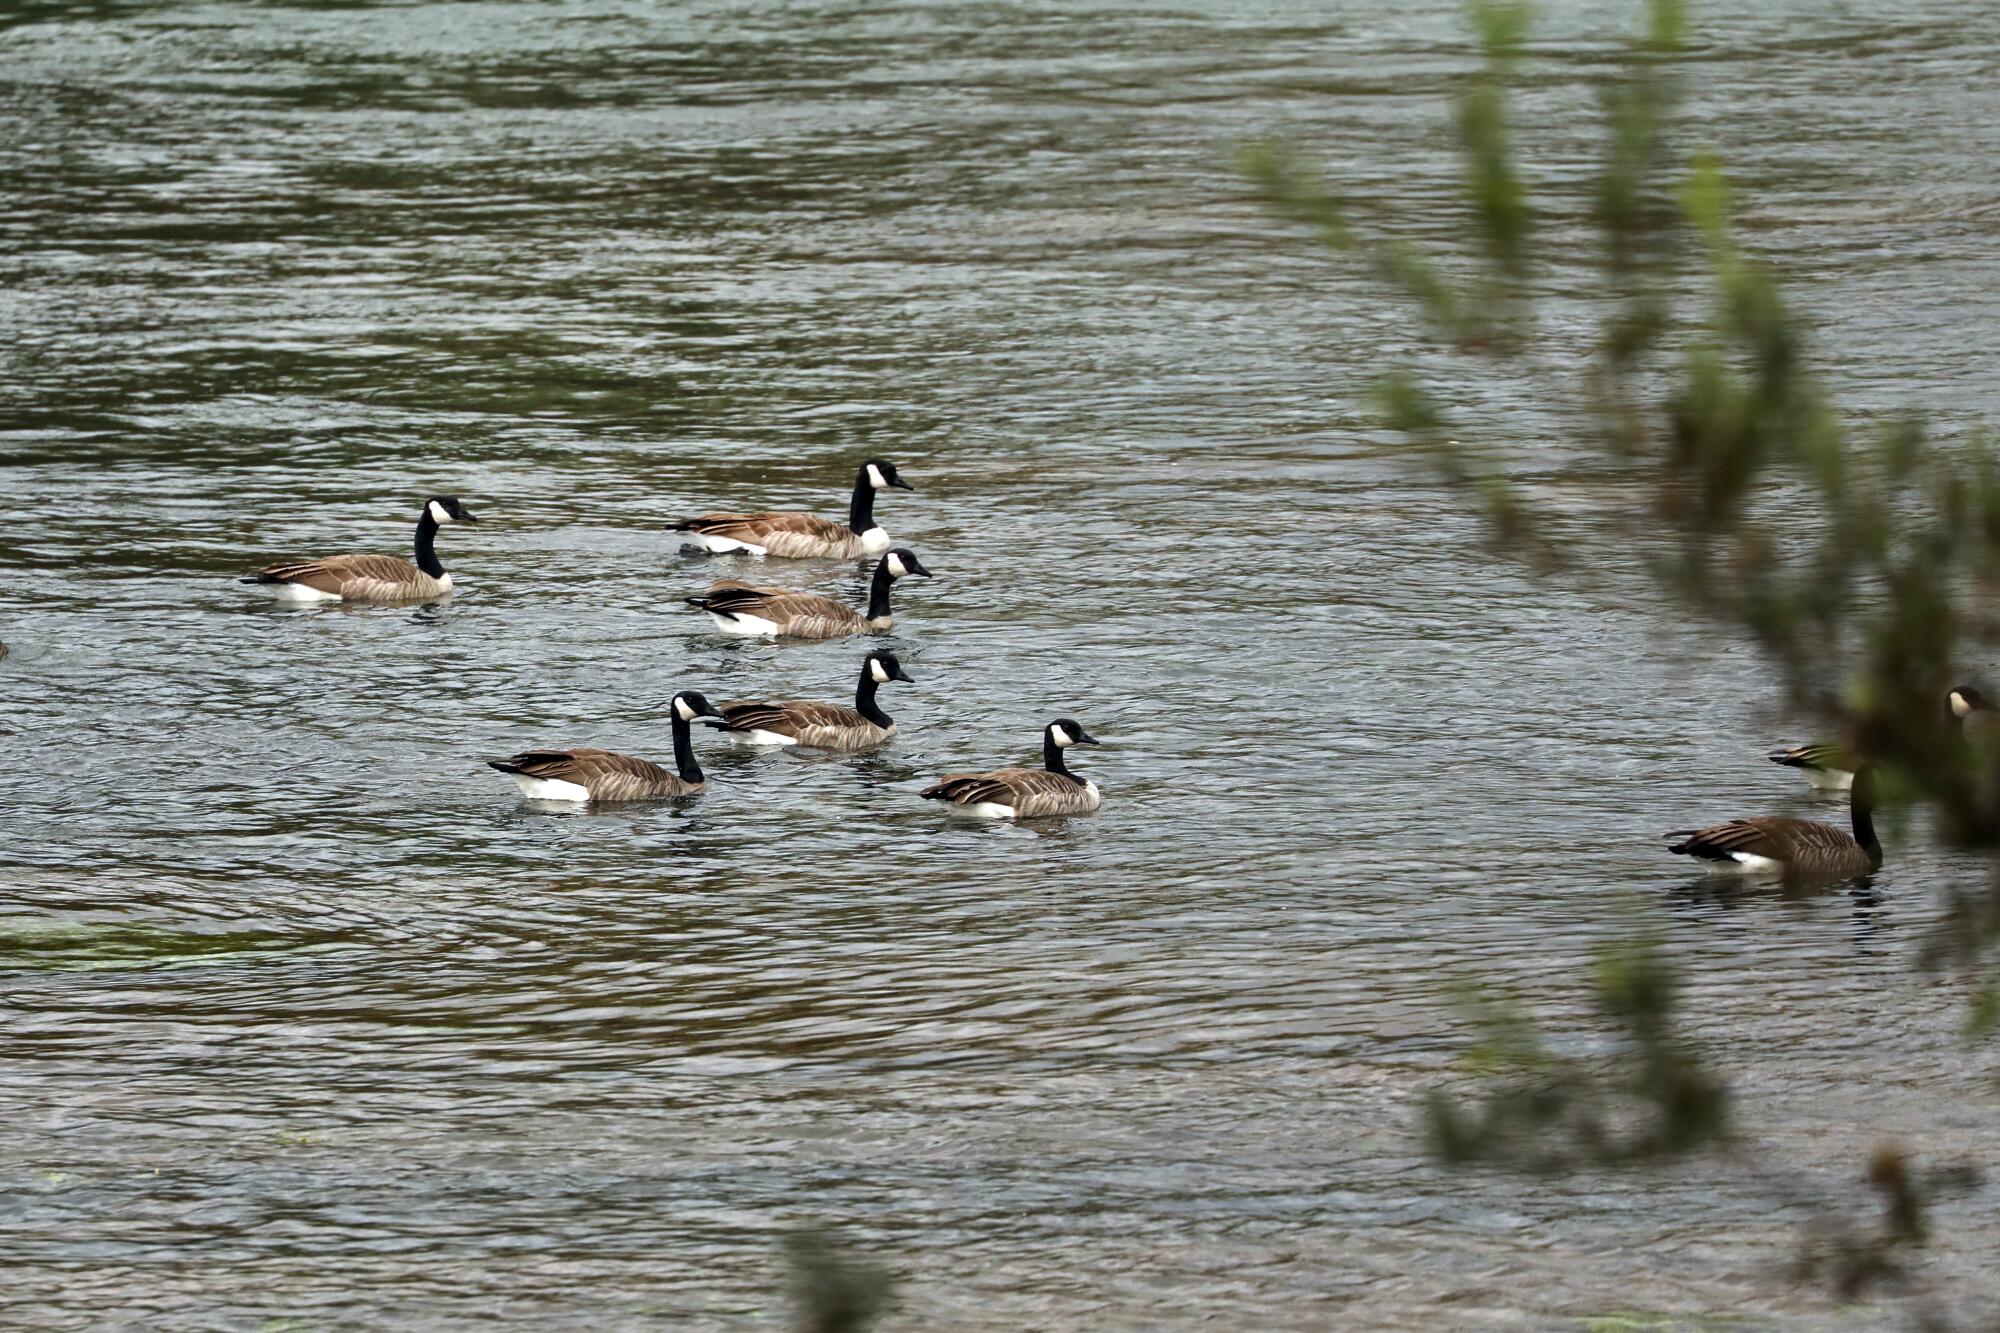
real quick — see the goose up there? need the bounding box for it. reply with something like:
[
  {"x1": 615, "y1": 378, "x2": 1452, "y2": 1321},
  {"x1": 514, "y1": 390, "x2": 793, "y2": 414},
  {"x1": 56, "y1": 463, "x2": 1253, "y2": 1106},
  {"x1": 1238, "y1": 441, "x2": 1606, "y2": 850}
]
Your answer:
[
  {"x1": 684, "y1": 548, "x2": 931, "y2": 639},
  {"x1": 920, "y1": 719, "x2": 1103, "y2": 819},
  {"x1": 707, "y1": 651, "x2": 915, "y2": 750},
  {"x1": 244, "y1": 496, "x2": 476, "y2": 603},
  {"x1": 1666, "y1": 765, "x2": 1881, "y2": 879},
  {"x1": 487, "y1": 691, "x2": 725, "y2": 802},
  {"x1": 1769, "y1": 686, "x2": 1994, "y2": 789},
  {"x1": 672, "y1": 458, "x2": 914, "y2": 559}
]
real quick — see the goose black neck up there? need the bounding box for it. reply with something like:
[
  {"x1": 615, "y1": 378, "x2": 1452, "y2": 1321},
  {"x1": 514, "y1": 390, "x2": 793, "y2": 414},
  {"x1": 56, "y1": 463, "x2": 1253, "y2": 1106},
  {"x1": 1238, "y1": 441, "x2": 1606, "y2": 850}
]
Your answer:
[
  {"x1": 1852, "y1": 796, "x2": 1882, "y2": 868},
  {"x1": 671, "y1": 711, "x2": 703, "y2": 784},
  {"x1": 1044, "y1": 731, "x2": 1071, "y2": 776},
  {"x1": 847, "y1": 469, "x2": 876, "y2": 535},
  {"x1": 854, "y1": 671, "x2": 892, "y2": 728},
  {"x1": 865, "y1": 562, "x2": 895, "y2": 620},
  {"x1": 413, "y1": 511, "x2": 445, "y2": 578}
]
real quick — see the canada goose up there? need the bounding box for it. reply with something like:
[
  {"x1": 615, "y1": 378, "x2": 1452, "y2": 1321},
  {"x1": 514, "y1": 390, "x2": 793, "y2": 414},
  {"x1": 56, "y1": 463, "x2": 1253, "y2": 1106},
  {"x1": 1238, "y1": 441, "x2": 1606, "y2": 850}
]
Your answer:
[
  {"x1": 487, "y1": 691, "x2": 725, "y2": 802},
  {"x1": 672, "y1": 458, "x2": 914, "y2": 559},
  {"x1": 1666, "y1": 766, "x2": 1881, "y2": 879},
  {"x1": 1765, "y1": 741, "x2": 1860, "y2": 791},
  {"x1": 1769, "y1": 686, "x2": 1994, "y2": 789},
  {"x1": 708, "y1": 651, "x2": 915, "y2": 750},
  {"x1": 684, "y1": 548, "x2": 931, "y2": 639},
  {"x1": 244, "y1": 497, "x2": 477, "y2": 603},
  {"x1": 920, "y1": 719, "x2": 1103, "y2": 819}
]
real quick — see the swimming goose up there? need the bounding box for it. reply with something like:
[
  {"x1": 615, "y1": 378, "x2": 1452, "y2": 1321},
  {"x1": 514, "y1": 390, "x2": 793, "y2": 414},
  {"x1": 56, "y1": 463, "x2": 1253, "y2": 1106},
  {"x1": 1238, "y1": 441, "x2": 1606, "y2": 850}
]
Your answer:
[
  {"x1": 1769, "y1": 686, "x2": 1993, "y2": 789},
  {"x1": 1765, "y1": 741, "x2": 1860, "y2": 791},
  {"x1": 1666, "y1": 766, "x2": 1881, "y2": 879},
  {"x1": 672, "y1": 458, "x2": 914, "y2": 559},
  {"x1": 245, "y1": 496, "x2": 476, "y2": 603},
  {"x1": 920, "y1": 719, "x2": 1103, "y2": 819},
  {"x1": 685, "y1": 548, "x2": 931, "y2": 639},
  {"x1": 487, "y1": 691, "x2": 725, "y2": 802},
  {"x1": 708, "y1": 651, "x2": 915, "y2": 750}
]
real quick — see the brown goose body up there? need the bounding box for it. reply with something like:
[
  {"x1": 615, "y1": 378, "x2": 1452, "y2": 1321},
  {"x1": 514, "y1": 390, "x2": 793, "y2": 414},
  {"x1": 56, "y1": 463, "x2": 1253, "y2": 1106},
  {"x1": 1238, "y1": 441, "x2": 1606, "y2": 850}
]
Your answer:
[
  {"x1": 676, "y1": 512, "x2": 879, "y2": 560},
  {"x1": 246, "y1": 497, "x2": 475, "y2": 604},
  {"x1": 685, "y1": 549, "x2": 930, "y2": 640},
  {"x1": 714, "y1": 651, "x2": 913, "y2": 750},
  {"x1": 921, "y1": 719, "x2": 1103, "y2": 820},
  {"x1": 1666, "y1": 768, "x2": 1881, "y2": 880},
  {"x1": 487, "y1": 747, "x2": 701, "y2": 801},
  {"x1": 717, "y1": 699, "x2": 890, "y2": 748},
  {"x1": 489, "y1": 692, "x2": 724, "y2": 803},
  {"x1": 673, "y1": 459, "x2": 912, "y2": 559}
]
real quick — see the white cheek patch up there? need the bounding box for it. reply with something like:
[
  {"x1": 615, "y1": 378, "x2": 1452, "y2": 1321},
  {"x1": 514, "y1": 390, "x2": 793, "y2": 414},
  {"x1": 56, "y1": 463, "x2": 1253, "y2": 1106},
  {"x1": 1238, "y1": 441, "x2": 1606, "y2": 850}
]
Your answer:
[
  {"x1": 674, "y1": 697, "x2": 695, "y2": 721},
  {"x1": 1952, "y1": 693, "x2": 1972, "y2": 717},
  {"x1": 1050, "y1": 724, "x2": 1073, "y2": 747},
  {"x1": 870, "y1": 660, "x2": 891, "y2": 684},
  {"x1": 885, "y1": 553, "x2": 907, "y2": 578},
  {"x1": 866, "y1": 463, "x2": 887, "y2": 490},
  {"x1": 428, "y1": 500, "x2": 452, "y2": 524}
]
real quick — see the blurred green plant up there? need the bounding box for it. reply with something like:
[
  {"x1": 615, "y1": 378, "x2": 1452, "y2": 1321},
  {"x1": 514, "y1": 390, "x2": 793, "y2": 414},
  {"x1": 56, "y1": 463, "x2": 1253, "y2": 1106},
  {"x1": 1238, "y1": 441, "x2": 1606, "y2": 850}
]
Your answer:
[
  {"x1": 1426, "y1": 936, "x2": 1728, "y2": 1171},
  {"x1": 783, "y1": 1228, "x2": 896, "y2": 1333},
  {"x1": 1245, "y1": 0, "x2": 2000, "y2": 850},
  {"x1": 1247, "y1": 0, "x2": 2000, "y2": 1307}
]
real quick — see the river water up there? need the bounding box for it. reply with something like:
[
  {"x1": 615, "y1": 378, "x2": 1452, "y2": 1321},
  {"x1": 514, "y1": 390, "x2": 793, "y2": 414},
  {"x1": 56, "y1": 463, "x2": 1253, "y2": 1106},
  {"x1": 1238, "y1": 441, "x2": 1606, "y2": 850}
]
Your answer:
[{"x1": 6, "y1": 1, "x2": 2000, "y2": 1328}]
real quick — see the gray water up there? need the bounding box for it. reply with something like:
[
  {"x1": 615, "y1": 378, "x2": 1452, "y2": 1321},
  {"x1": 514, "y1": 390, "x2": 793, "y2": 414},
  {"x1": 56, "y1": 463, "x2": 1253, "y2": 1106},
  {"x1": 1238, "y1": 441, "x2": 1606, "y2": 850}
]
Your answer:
[{"x1": 7, "y1": 2, "x2": 2000, "y2": 1327}]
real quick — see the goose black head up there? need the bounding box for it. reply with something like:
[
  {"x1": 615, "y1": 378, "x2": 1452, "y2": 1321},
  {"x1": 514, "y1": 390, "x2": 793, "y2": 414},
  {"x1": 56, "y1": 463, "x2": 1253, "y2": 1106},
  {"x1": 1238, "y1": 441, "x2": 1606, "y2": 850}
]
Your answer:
[
  {"x1": 882, "y1": 548, "x2": 930, "y2": 579},
  {"x1": 1950, "y1": 685, "x2": 1989, "y2": 718},
  {"x1": 864, "y1": 459, "x2": 913, "y2": 492},
  {"x1": 672, "y1": 690, "x2": 724, "y2": 723},
  {"x1": 1048, "y1": 718, "x2": 1100, "y2": 747},
  {"x1": 426, "y1": 496, "x2": 477, "y2": 525},
  {"x1": 867, "y1": 651, "x2": 914, "y2": 686}
]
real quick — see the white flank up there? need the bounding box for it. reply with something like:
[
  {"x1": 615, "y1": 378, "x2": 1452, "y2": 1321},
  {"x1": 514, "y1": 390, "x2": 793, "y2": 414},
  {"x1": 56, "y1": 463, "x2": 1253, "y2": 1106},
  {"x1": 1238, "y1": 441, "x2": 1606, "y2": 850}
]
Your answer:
[
  {"x1": 510, "y1": 775, "x2": 593, "y2": 802},
  {"x1": 435, "y1": 573, "x2": 454, "y2": 594},
  {"x1": 858, "y1": 526, "x2": 891, "y2": 554},
  {"x1": 708, "y1": 611, "x2": 780, "y2": 637},
  {"x1": 687, "y1": 533, "x2": 768, "y2": 555},
  {"x1": 729, "y1": 728, "x2": 798, "y2": 747},
  {"x1": 945, "y1": 801, "x2": 1017, "y2": 820},
  {"x1": 1714, "y1": 851, "x2": 1787, "y2": 876},
  {"x1": 271, "y1": 581, "x2": 343, "y2": 603}
]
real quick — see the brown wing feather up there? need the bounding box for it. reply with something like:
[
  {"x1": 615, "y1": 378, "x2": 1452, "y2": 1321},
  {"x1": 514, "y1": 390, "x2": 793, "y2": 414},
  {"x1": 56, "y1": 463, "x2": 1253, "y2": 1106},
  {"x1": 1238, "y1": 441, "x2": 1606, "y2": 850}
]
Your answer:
[
  {"x1": 492, "y1": 747, "x2": 694, "y2": 800},
  {"x1": 717, "y1": 701, "x2": 805, "y2": 738},
  {"x1": 1667, "y1": 815, "x2": 1864, "y2": 867},
  {"x1": 697, "y1": 584, "x2": 867, "y2": 638},
  {"x1": 1768, "y1": 742, "x2": 1855, "y2": 772}
]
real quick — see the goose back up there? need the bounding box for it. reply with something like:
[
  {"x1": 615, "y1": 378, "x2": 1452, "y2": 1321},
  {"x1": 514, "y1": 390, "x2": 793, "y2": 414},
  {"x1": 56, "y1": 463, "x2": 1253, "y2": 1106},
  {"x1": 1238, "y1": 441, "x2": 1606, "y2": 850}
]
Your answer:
[
  {"x1": 252, "y1": 554, "x2": 449, "y2": 603},
  {"x1": 920, "y1": 768, "x2": 1101, "y2": 818},
  {"x1": 487, "y1": 747, "x2": 699, "y2": 801},
  {"x1": 676, "y1": 512, "x2": 879, "y2": 559},
  {"x1": 716, "y1": 699, "x2": 890, "y2": 748}
]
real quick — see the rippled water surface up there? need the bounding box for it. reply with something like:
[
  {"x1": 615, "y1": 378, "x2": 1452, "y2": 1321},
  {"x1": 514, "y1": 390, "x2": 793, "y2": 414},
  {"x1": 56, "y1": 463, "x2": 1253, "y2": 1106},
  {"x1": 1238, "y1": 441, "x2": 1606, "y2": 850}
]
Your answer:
[{"x1": 8, "y1": 1, "x2": 2000, "y2": 1327}]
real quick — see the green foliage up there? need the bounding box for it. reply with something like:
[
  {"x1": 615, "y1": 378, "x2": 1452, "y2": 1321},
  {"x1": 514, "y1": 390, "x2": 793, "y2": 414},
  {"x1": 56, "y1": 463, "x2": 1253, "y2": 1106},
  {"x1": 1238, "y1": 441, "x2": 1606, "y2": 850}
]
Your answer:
[{"x1": 1425, "y1": 937, "x2": 1728, "y2": 1172}]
